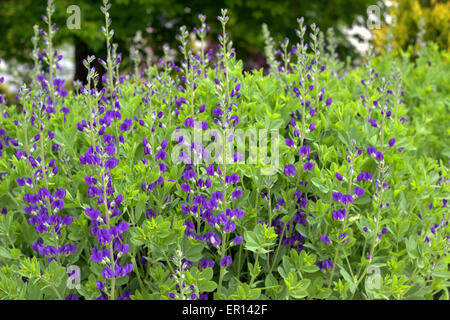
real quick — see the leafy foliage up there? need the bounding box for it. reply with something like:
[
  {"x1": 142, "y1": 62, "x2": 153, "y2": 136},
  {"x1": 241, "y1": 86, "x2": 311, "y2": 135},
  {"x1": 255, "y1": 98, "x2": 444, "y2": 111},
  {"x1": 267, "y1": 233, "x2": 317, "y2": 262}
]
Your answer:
[{"x1": 0, "y1": 2, "x2": 448, "y2": 301}]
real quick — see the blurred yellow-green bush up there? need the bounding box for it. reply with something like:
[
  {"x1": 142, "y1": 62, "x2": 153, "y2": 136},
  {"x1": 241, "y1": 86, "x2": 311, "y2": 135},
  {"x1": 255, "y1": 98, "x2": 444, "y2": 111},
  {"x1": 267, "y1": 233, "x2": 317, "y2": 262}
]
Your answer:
[{"x1": 372, "y1": 0, "x2": 449, "y2": 52}]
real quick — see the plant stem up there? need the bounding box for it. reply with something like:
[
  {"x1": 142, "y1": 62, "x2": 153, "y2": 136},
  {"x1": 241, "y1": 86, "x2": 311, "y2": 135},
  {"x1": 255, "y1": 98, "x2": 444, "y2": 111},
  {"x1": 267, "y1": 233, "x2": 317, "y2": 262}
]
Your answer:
[{"x1": 268, "y1": 223, "x2": 287, "y2": 275}]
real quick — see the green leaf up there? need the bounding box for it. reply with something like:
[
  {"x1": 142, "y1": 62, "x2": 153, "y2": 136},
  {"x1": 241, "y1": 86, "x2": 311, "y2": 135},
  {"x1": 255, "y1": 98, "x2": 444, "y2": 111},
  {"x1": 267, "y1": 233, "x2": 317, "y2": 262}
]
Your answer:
[{"x1": 311, "y1": 177, "x2": 329, "y2": 193}]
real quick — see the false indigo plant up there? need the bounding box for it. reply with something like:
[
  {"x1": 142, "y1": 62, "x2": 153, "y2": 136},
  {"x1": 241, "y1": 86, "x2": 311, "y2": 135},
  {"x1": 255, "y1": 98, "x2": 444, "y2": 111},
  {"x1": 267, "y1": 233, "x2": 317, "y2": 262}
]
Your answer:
[{"x1": 0, "y1": 3, "x2": 448, "y2": 301}]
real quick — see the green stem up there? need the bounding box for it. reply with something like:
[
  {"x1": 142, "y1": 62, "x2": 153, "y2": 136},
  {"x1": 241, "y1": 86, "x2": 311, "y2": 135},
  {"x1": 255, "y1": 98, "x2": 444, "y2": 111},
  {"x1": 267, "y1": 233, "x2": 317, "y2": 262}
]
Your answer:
[
  {"x1": 47, "y1": 13, "x2": 54, "y2": 102},
  {"x1": 237, "y1": 243, "x2": 243, "y2": 280},
  {"x1": 133, "y1": 256, "x2": 145, "y2": 292},
  {"x1": 268, "y1": 223, "x2": 287, "y2": 275},
  {"x1": 217, "y1": 230, "x2": 228, "y2": 293},
  {"x1": 350, "y1": 193, "x2": 383, "y2": 297}
]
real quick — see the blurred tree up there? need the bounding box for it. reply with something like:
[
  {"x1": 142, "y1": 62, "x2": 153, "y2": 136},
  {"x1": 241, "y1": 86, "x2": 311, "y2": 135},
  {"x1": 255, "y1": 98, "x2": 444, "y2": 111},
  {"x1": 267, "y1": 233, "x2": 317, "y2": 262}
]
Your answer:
[
  {"x1": 0, "y1": 0, "x2": 373, "y2": 82},
  {"x1": 372, "y1": 0, "x2": 449, "y2": 53}
]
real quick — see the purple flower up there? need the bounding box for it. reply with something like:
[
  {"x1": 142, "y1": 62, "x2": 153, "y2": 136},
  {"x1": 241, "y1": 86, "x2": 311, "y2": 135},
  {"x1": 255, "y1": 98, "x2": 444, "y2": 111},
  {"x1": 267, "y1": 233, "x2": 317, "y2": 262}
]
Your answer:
[
  {"x1": 184, "y1": 117, "x2": 195, "y2": 128},
  {"x1": 212, "y1": 108, "x2": 223, "y2": 117},
  {"x1": 338, "y1": 233, "x2": 349, "y2": 243},
  {"x1": 375, "y1": 151, "x2": 384, "y2": 161},
  {"x1": 353, "y1": 187, "x2": 365, "y2": 198},
  {"x1": 96, "y1": 228, "x2": 112, "y2": 245},
  {"x1": 285, "y1": 138, "x2": 294, "y2": 147},
  {"x1": 96, "y1": 281, "x2": 105, "y2": 291},
  {"x1": 156, "y1": 149, "x2": 167, "y2": 160},
  {"x1": 104, "y1": 157, "x2": 118, "y2": 169},
  {"x1": 316, "y1": 259, "x2": 334, "y2": 270},
  {"x1": 199, "y1": 259, "x2": 215, "y2": 270},
  {"x1": 388, "y1": 138, "x2": 396, "y2": 147},
  {"x1": 16, "y1": 177, "x2": 25, "y2": 186},
  {"x1": 157, "y1": 163, "x2": 167, "y2": 174},
  {"x1": 298, "y1": 145, "x2": 311, "y2": 158},
  {"x1": 231, "y1": 188, "x2": 243, "y2": 199},
  {"x1": 118, "y1": 290, "x2": 131, "y2": 300},
  {"x1": 230, "y1": 173, "x2": 240, "y2": 184},
  {"x1": 332, "y1": 209, "x2": 346, "y2": 221},
  {"x1": 320, "y1": 234, "x2": 330, "y2": 244},
  {"x1": 104, "y1": 144, "x2": 116, "y2": 156},
  {"x1": 335, "y1": 172, "x2": 343, "y2": 181},
  {"x1": 62, "y1": 216, "x2": 73, "y2": 226},
  {"x1": 206, "y1": 165, "x2": 215, "y2": 176},
  {"x1": 303, "y1": 161, "x2": 314, "y2": 171},
  {"x1": 367, "y1": 146, "x2": 377, "y2": 156},
  {"x1": 207, "y1": 232, "x2": 221, "y2": 247},
  {"x1": 101, "y1": 267, "x2": 115, "y2": 279},
  {"x1": 219, "y1": 256, "x2": 232, "y2": 267},
  {"x1": 232, "y1": 236, "x2": 243, "y2": 246},
  {"x1": 325, "y1": 97, "x2": 332, "y2": 106},
  {"x1": 223, "y1": 221, "x2": 236, "y2": 233},
  {"x1": 340, "y1": 194, "x2": 354, "y2": 204},
  {"x1": 119, "y1": 118, "x2": 132, "y2": 132},
  {"x1": 357, "y1": 172, "x2": 373, "y2": 182},
  {"x1": 284, "y1": 164, "x2": 296, "y2": 177},
  {"x1": 202, "y1": 121, "x2": 209, "y2": 131},
  {"x1": 180, "y1": 183, "x2": 191, "y2": 193},
  {"x1": 332, "y1": 192, "x2": 342, "y2": 202}
]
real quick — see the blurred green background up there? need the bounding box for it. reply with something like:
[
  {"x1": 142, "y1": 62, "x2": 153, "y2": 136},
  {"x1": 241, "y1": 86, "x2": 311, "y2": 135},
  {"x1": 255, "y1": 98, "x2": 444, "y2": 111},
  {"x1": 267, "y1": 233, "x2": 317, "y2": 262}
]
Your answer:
[{"x1": 0, "y1": 0, "x2": 448, "y2": 88}]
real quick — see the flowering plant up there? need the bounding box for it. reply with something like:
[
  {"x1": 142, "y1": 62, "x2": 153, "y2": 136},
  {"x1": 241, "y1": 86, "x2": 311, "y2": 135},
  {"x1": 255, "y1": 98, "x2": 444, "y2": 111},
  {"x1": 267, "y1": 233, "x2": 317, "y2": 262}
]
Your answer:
[{"x1": 0, "y1": 1, "x2": 448, "y2": 300}]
